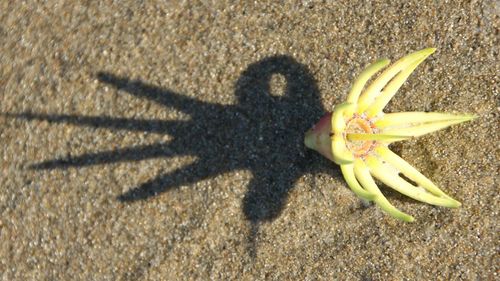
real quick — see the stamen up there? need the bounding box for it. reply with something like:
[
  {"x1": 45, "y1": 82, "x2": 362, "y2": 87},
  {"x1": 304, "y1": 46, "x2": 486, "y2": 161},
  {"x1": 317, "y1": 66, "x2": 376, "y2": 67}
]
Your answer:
[{"x1": 344, "y1": 114, "x2": 378, "y2": 158}]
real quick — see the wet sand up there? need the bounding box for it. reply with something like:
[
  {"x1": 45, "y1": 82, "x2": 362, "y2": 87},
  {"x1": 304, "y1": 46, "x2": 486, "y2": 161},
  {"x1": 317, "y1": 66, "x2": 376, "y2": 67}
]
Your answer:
[{"x1": 1, "y1": 1, "x2": 498, "y2": 280}]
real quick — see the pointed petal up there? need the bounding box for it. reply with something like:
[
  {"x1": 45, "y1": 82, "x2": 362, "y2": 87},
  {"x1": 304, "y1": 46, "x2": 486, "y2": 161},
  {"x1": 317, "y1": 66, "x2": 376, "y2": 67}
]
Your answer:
[
  {"x1": 353, "y1": 159, "x2": 414, "y2": 222},
  {"x1": 357, "y1": 48, "x2": 436, "y2": 114},
  {"x1": 340, "y1": 164, "x2": 376, "y2": 200},
  {"x1": 381, "y1": 118, "x2": 472, "y2": 137},
  {"x1": 346, "y1": 59, "x2": 391, "y2": 104},
  {"x1": 332, "y1": 135, "x2": 354, "y2": 164},
  {"x1": 365, "y1": 156, "x2": 461, "y2": 208},
  {"x1": 375, "y1": 146, "x2": 460, "y2": 201},
  {"x1": 346, "y1": 133, "x2": 411, "y2": 142},
  {"x1": 331, "y1": 102, "x2": 355, "y2": 134},
  {"x1": 366, "y1": 51, "x2": 435, "y2": 117},
  {"x1": 375, "y1": 112, "x2": 477, "y2": 128},
  {"x1": 331, "y1": 103, "x2": 355, "y2": 164}
]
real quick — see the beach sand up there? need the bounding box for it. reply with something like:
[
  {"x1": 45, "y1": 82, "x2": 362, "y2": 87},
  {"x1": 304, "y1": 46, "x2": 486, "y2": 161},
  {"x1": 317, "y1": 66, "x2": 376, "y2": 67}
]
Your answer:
[{"x1": 1, "y1": 1, "x2": 498, "y2": 280}]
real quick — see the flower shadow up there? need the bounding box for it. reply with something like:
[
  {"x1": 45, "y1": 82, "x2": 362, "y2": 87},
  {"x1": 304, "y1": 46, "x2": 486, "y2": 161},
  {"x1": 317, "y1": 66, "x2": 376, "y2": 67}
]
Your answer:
[{"x1": 5, "y1": 55, "x2": 338, "y2": 255}]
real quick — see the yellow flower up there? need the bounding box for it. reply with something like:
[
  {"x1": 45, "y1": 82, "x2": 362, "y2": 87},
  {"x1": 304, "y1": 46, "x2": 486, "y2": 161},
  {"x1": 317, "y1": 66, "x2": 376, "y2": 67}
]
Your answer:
[{"x1": 304, "y1": 48, "x2": 476, "y2": 222}]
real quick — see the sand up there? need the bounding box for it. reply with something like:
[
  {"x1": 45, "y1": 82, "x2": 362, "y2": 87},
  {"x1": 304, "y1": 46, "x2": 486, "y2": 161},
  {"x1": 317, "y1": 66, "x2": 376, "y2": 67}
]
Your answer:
[{"x1": 0, "y1": 1, "x2": 498, "y2": 280}]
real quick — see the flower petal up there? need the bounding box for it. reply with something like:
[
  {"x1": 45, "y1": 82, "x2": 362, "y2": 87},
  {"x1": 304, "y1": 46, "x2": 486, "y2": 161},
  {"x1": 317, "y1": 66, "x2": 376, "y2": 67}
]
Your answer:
[
  {"x1": 353, "y1": 159, "x2": 414, "y2": 222},
  {"x1": 330, "y1": 102, "x2": 355, "y2": 164},
  {"x1": 365, "y1": 156, "x2": 461, "y2": 208},
  {"x1": 357, "y1": 48, "x2": 436, "y2": 114},
  {"x1": 375, "y1": 146, "x2": 460, "y2": 202},
  {"x1": 375, "y1": 112, "x2": 477, "y2": 128},
  {"x1": 346, "y1": 59, "x2": 390, "y2": 105},
  {"x1": 331, "y1": 102, "x2": 355, "y2": 134},
  {"x1": 331, "y1": 135, "x2": 354, "y2": 164},
  {"x1": 340, "y1": 164, "x2": 376, "y2": 200},
  {"x1": 346, "y1": 133, "x2": 411, "y2": 142},
  {"x1": 366, "y1": 50, "x2": 435, "y2": 117},
  {"x1": 381, "y1": 118, "x2": 474, "y2": 137}
]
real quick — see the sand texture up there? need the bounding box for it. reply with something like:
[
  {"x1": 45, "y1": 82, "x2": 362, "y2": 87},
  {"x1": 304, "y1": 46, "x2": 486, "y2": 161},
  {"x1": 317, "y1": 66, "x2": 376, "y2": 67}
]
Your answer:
[{"x1": 1, "y1": 1, "x2": 498, "y2": 280}]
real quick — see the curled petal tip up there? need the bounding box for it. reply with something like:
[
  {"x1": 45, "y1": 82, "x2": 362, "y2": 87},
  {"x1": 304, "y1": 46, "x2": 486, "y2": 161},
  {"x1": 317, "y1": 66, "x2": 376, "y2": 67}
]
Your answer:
[
  {"x1": 340, "y1": 164, "x2": 376, "y2": 201},
  {"x1": 463, "y1": 114, "x2": 478, "y2": 121},
  {"x1": 394, "y1": 212, "x2": 415, "y2": 223},
  {"x1": 423, "y1": 47, "x2": 437, "y2": 54},
  {"x1": 445, "y1": 197, "x2": 462, "y2": 208}
]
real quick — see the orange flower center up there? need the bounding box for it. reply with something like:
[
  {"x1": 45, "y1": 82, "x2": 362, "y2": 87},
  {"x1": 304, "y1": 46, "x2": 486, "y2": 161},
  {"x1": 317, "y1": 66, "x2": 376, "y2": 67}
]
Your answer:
[{"x1": 345, "y1": 114, "x2": 377, "y2": 158}]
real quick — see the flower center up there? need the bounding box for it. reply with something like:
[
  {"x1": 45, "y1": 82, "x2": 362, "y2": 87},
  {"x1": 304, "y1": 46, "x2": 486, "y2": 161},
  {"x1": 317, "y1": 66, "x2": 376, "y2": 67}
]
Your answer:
[{"x1": 344, "y1": 114, "x2": 377, "y2": 158}]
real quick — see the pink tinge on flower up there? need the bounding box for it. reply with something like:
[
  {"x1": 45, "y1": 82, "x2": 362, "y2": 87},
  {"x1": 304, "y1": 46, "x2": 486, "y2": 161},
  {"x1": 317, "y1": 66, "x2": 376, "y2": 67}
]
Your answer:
[{"x1": 304, "y1": 112, "x2": 333, "y2": 161}]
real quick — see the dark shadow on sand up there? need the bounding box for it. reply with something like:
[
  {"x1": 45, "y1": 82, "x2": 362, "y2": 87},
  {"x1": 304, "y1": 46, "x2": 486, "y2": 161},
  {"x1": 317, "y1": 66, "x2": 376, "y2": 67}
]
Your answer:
[{"x1": 4, "y1": 55, "x2": 340, "y2": 255}]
